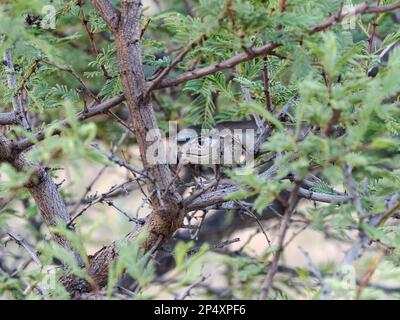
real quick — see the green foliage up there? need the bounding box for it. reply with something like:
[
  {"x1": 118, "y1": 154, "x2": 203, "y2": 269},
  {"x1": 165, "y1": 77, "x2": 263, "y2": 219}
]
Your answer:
[
  {"x1": 1, "y1": 0, "x2": 400, "y2": 301},
  {"x1": 107, "y1": 232, "x2": 156, "y2": 298}
]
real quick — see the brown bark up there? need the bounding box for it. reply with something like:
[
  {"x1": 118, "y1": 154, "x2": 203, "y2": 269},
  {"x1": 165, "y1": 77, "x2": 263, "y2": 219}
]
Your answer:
[
  {"x1": 113, "y1": 0, "x2": 182, "y2": 250},
  {"x1": 1, "y1": 48, "x2": 84, "y2": 268},
  {"x1": 0, "y1": 135, "x2": 85, "y2": 269},
  {"x1": 13, "y1": 154, "x2": 85, "y2": 268},
  {"x1": 0, "y1": 112, "x2": 16, "y2": 125},
  {"x1": 8, "y1": 0, "x2": 396, "y2": 298},
  {"x1": 57, "y1": 0, "x2": 185, "y2": 295}
]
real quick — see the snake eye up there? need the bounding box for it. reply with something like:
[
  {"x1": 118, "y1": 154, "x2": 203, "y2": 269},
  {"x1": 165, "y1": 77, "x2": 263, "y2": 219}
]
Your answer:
[
  {"x1": 176, "y1": 135, "x2": 192, "y2": 143},
  {"x1": 177, "y1": 128, "x2": 198, "y2": 144}
]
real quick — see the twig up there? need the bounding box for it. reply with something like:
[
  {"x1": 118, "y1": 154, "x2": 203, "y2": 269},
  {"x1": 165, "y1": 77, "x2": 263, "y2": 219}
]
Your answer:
[
  {"x1": 279, "y1": 0, "x2": 287, "y2": 13},
  {"x1": 107, "y1": 110, "x2": 135, "y2": 134},
  {"x1": 17, "y1": 59, "x2": 40, "y2": 92},
  {"x1": 368, "y1": 0, "x2": 382, "y2": 55},
  {"x1": 259, "y1": 182, "x2": 301, "y2": 299},
  {"x1": 105, "y1": 200, "x2": 145, "y2": 224},
  {"x1": 283, "y1": 222, "x2": 310, "y2": 248},
  {"x1": 320, "y1": 198, "x2": 400, "y2": 298},
  {"x1": 67, "y1": 179, "x2": 141, "y2": 227},
  {"x1": 3, "y1": 49, "x2": 31, "y2": 130},
  {"x1": 140, "y1": 18, "x2": 151, "y2": 39},
  {"x1": 237, "y1": 229, "x2": 262, "y2": 253},
  {"x1": 373, "y1": 199, "x2": 400, "y2": 228},
  {"x1": 177, "y1": 275, "x2": 208, "y2": 300},
  {"x1": 183, "y1": 0, "x2": 194, "y2": 17},
  {"x1": 82, "y1": 132, "x2": 131, "y2": 211},
  {"x1": 323, "y1": 109, "x2": 341, "y2": 137},
  {"x1": 298, "y1": 245, "x2": 324, "y2": 284},
  {"x1": 253, "y1": 96, "x2": 296, "y2": 154},
  {"x1": 14, "y1": 93, "x2": 125, "y2": 151},
  {"x1": 70, "y1": 165, "x2": 108, "y2": 215},
  {"x1": 344, "y1": 164, "x2": 365, "y2": 218},
  {"x1": 235, "y1": 201, "x2": 272, "y2": 248},
  {"x1": 40, "y1": 59, "x2": 99, "y2": 103},
  {"x1": 5, "y1": 232, "x2": 42, "y2": 267},
  {"x1": 226, "y1": 0, "x2": 238, "y2": 32},
  {"x1": 107, "y1": 151, "x2": 148, "y2": 178},
  {"x1": 234, "y1": 67, "x2": 263, "y2": 131},
  {"x1": 156, "y1": 42, "x2": 279, "y2": 89},
  {"x1": 355, "y1": 250, "x2": 385, "y2": 299},
  {"x1": 309, "y1": 1, "x2": 400, "y2": 35},
  {"x1": 262, "y1": 56, "x2": 274, "y2": 112},
  {"x1": 78, "y1": 0, "x2": 110, "y2": 79},
  {"x1": 188, "y1": 238, "x2": 241, "y2": 255},
  {"x1": 146, "y1": 37, "x2": 201, "y2": 94}
]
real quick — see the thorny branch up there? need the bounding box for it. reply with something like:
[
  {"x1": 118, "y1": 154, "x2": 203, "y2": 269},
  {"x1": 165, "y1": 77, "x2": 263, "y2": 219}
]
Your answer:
[
  {"x1": 259, "y1": 182, "x2": 301, "y2": 299},
  {"x1": 1, "y1": 0, "x2": 400, "y2": 298}
]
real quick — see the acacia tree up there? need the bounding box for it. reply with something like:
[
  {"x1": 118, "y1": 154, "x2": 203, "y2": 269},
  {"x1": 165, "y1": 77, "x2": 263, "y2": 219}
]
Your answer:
[{"x1": 1, "y1": 0, "x2": 400, "y2": 300}]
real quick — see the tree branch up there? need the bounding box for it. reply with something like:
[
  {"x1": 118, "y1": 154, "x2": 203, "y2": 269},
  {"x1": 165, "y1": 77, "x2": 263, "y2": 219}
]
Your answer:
[
  {"x1": 320, "y1": 197, "x2": 400, "y2": 298},
  {"x1": 11, "y1": 153, "x2": 85, "y2": 268},
  {"x1": 146, "y1": 38, "x2": 201, "y2": 94},
  {"x1": 90, "y1": 0, "x2": 121, "y2": 32},
  {"x1": 58, "y1": 0, "x2": 185, "y2": 295},
  {"x1": 78, "y1": 0, "x2": 110, "y2": 79},
  {"x1": 309, "y1": 1, "x2": 400, "y2": 35},
  {"x1": 0, "y1": 112, "x2": 17, "y2": 125},
  {"x1": 1, "y1": 50, "x2": 86, "y2": 270},
  {"x1": 259, "y1": 183, "x2": 301, "y2": 299},
  {"x1": 14, "y1": 94, "x2": 125, "y2": 151},
  {"x1": 3, "y1": 49, "x2": 30, "y2": 130},
  {"x1": 154, "y1": 42, "x2": 279, "y2": 90},
  {"x1": 5, "y1": 232, "x2": 42, "y2": 267}
]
